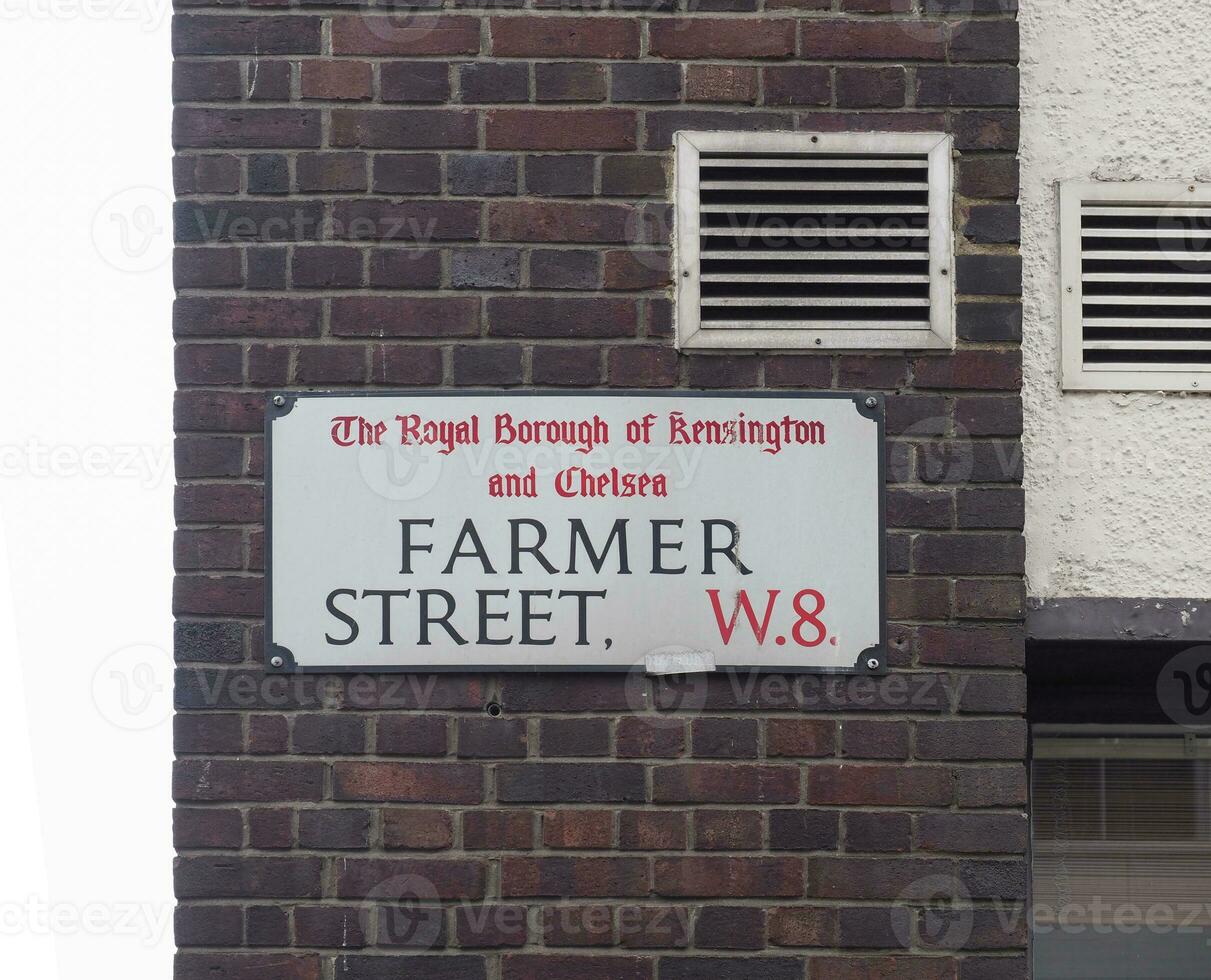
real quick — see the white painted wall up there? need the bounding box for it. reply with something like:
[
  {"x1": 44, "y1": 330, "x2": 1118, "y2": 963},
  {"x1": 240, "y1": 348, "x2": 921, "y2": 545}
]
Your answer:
[{"x1": 1021, "y1": 0, "x2": 1211, "y2": 598}]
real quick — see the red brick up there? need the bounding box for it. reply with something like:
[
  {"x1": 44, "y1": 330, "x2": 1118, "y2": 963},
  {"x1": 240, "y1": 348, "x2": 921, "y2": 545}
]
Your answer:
[
  {"x1": 175, "y1": 856, "x2": 323, "y2": 899},
  {"x1": 763, "y1": 66, "x2": 832, "y2": 106},
  {"x1": 650, "y1": 19, "x2": 796, "y2": 59},
  {"x1": 331, "y1": 16, "x2": 481, "y2": 56},
  {"x1": 619, "y1": 811, "x2": 687, "y2": 851},
  {"x1": 543, "y1": 810, "x2": 614, "y2": 849},
  {"x1": 654, "y1": 857, "x2": 803, "y2": 898},
  {"x1": 801, "y1": 20, "x2": 946, "y2": 60},
  {"x1": 767, "y1": 719, "x2": 835, "y2": 758},
  {"x1": 489, "y1": 201, "x2": 632, "y2": 243},
  {"x1": 607, "y1": 346, "x2": 678, "y2": 387},
  {"x1": 809, "y1": 765, "x2": 953, "y2": 806},
  {"x1": 332, "y1": 762, "x2": 484, "y2": 803},
  {"x1": 175, "y1": 529, "x2": 242, "y2": 571},
  {"x1": 694, "y1": 810, "x2": 762, "y2": 850},
  {"x1": 174, "y1": 297, "x2": 321, "y2": 338},
  {"x1": 176, "y1": 954, "x2": 321, "y2": 980},
  {"x1": 330, "y1": 109, "x2": 477, "y2": 149},
  {"x1": 542, "y1": 904, "x2": 615, "y2": 947},
  {"x1": 836, "y1": 67, "x2": 907, "y2": 108},
  {"x1": 502, "y1": 954, "x2": 651, "y2": 980},
  {"x1": 336, "y1": 858, "x2": 486, "y2": 899},
  {"x1": 486, "y1": 109, "x2": 637, "y2": 151},
  {"x1": 532, "y1": 346, "x2": 603, "y2": 386},
  {"x1": 174, "y1": 108, "x2": 320, "y2": 149},
  {"x1": 173, "y1": 16, "x2": 321, "y2": 55},
  {"x1": 173, "y1": 575, "x2": 262, "y2": 617},
  {"x1": 654, "y1": 764, "x2": 799, "y2": 804},
  {"x1": 502, "y1": 857, "x2": 650, "y2": 897},
  {"x1": 687, "y1": 65, "x2": 758, "y2": 104},
  {"x1": 603, "y1": 250, "x2": 670, "y2": 290},
  {"x1": 301, "y1": 61, "x2": 372, "y2": 101},
  {"x1": 487, "y1": 297, "x2": 637, "y2": 339},
  {"x1": 490, "y1": 17, "x2": 640, "y2": 58},
  {"x1": 331, "y1": 296, "x2": 480, "y2": 338},
  {"x1": 383, "y1": 809, "x2": 455, "y2": 850},
  {"x1": 463, "y1": 810, "x2": 535, "y2": 850}
]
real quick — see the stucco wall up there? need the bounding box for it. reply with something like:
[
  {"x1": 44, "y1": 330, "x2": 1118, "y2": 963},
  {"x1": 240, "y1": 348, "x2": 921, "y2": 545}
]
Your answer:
[{"x1": 1021, "y1": 0, "x2": 1211, "y2": 598}]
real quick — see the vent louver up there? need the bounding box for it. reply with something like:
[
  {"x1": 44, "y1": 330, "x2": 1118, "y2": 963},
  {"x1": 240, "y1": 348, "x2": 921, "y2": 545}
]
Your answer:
[
  {"x1": 1061, "y1": 182, "x2": 1211, "y2": 391},
  {"x1": 674, "y1": 132, "x2": 954, "y2": 351}
]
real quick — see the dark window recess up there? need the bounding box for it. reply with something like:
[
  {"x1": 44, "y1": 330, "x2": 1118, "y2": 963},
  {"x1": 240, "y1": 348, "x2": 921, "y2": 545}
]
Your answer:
[
  {"x1": 1078, "y1": 202, "x2": 1211, "y2": 368},
  {"x1": 696, "y1": 152, "x2": 932, "y2": 329}
]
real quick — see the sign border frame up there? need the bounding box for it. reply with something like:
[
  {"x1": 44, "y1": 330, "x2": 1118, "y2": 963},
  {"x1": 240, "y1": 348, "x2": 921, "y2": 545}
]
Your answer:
[{"x1": 263, "y1": 389, "x2": 887, "y2": 676}]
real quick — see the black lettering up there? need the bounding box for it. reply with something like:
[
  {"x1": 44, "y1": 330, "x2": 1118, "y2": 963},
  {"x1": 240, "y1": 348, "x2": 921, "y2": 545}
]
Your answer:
[
  {"x1": 361, "y1": 589, "x2": 411, "y2": 645},
  {"x1": 418, "y1": 589, "x2": 467, "y2": 646},
  {"x1": 702, "y1": 519, "x2": 753, "y2": 575},
  {"x1": 558, "y1": 589, "x2": 607, "y2": 646},
  {"x1": 567, "y1": 518, "x2": 631, "y2": 574},
  {"x1": 477, "y1": 590, "x2": 513, "y2": 645},
  {"x1": 510, "y1": 518, "x2": 558, "y2": 574},
  {"x1": 651, "y1": 519, "x2": 686, "y2": 574},
  {"x1": 324, "y1": 589, "x2": 359, "y2": 645},
  {"x1": 443, "y1": 518, "x2": 496, "y2": 575},
  {"x1": 400, "y1": 518, "x2": 434, "y2": 574},
  {"x1": 520, "y1": 589, "x2": 555, "y2": 645}
]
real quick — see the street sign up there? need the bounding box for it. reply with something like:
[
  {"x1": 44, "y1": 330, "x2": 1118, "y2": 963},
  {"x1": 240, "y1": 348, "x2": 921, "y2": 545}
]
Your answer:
[{"x1": 266, "y1": 391, "x2": 885, "y2": 673}]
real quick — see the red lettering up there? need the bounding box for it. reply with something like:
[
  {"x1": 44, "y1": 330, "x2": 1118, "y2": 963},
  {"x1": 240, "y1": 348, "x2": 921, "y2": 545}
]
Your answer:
[{"x1": 707, "y1": 589, "x2": 780, "y2": 645}]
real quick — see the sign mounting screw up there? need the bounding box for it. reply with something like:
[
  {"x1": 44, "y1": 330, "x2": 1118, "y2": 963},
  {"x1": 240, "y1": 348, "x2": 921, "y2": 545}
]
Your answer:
[
  {"x1": 864, "y1": 396, "x2": 878, "y2": 409},
  {"x1": 866, "y1": 657, "x2": 880, "y2": 670},
  {"x1": 272, "y1": 395, "x2": 286, "y2": 407},
  {"x1": 270, "y1": 655, "x2": 284, "y2": 668}
]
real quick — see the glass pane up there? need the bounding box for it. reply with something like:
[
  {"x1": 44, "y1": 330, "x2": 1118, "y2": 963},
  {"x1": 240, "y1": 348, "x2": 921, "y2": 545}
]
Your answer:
[{"x1": 1032, "y1": 749, "x2": 1211, "y2": 979}]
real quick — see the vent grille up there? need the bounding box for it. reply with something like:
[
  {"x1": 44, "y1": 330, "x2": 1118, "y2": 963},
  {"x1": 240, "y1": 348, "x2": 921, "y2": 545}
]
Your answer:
[
  {"x1": 675, "y1": 132, "x2": 953, "y2": 351},
  {"x1": 1061, "y1": 182, "x2": 1211, "y2": 390},
  {"x1": 699, "y1": 152, "x2": 931, "y2": 329}
]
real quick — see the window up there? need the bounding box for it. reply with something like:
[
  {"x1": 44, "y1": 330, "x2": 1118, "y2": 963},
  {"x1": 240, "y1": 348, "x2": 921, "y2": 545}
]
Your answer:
[
  {"x1": 673, "y1": 131, "x2": 954, "y2": 351},
  {"x1": 1031, "y1": 728, "x2": 1211, "y2": 979},
  {"x1": 1060, "y1": 181, "x2": 1211, "y2": 391}
]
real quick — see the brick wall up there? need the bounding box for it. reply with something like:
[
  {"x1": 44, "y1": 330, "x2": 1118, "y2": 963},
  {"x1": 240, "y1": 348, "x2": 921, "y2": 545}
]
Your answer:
[{"x1": 172, "y1": 0, "x2": 1026, "y2": 977}]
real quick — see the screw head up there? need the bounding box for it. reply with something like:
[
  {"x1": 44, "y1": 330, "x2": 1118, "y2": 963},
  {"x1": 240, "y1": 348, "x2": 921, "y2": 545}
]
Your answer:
[
  {"x1": 272, "y1": 395, "x2": 286, "y2": 407},
  {"x1": 866, "y1": 657, "x2": 880, "y2": 671},
  {"x1": 682, "y1": 270, "x2": 689, "y2": 278},
  {"x1": 270, "y1": 655, "x2": 284, "y2": 669},
  {"x1": 940, "y1": 268, "x2": 949, "y2": 276},
  {"x1": 864, "y1": 396, "x2": 878, "y2": 409},
  {"x1": 1193, "y1": 381, "x2": 1200, "y2": 388}
]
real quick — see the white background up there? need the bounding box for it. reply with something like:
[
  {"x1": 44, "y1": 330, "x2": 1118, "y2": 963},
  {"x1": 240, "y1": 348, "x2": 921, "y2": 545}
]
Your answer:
[{"x1": 0, "y1": 2, "x2": 175, "y2": 977}]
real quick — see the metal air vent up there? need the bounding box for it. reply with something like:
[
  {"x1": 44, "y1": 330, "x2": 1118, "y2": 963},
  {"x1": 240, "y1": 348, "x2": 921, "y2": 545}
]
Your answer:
[
  {"x1": 1061, "y1": 181, "x2": 1211, "y2": 391},
  {"x1": 674, "y1": 131, "x2": 954, "y2": 351}
]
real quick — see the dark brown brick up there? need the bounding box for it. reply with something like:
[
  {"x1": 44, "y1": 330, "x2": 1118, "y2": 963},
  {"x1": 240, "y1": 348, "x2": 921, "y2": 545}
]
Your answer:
[
  {"x1": 331, "y1": 16, "x2": 481, "y2": 56},
  {"x1": 173, "y1": 16, "x2": 322, "y2": 56},
  {"x1": 301, "y1": 61, "x2": 372, "y2": 101},
  {"x1": 763, "y1": 66, "x2": 832, "y2": 106},
  {"x1": 491, "y1": 17, "x2": 640, "y2": 58},
  {"x1": 687, "y1": 65, "x2": 759, "y2": 104},
  {"x1": 650, "y1": 20, "x2": 796, "y2": 59},
  {"x1": 487, "y1": 109, "x2": 637, "y2": 151},
  {"x1": 654, "y1": 857, "x2": 803, "y2": 897},
  {"x1": 801, "y1": 20, "x2": 945, "y2": 60},
  {"x1": 487, "y1": 297, "x2": 637, "y2": 339}
]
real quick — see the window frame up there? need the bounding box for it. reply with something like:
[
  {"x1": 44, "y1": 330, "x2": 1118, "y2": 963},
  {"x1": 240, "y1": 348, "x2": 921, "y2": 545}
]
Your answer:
[
  {"x1": 673, "y1": 130, "x2": 955, "y2": 352},
  {"x1": 1059, "y1": 179, "x2": 1211, "y2": 392}
]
